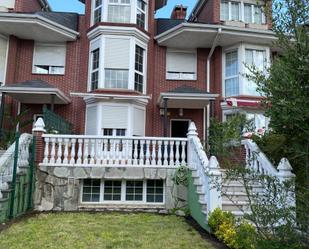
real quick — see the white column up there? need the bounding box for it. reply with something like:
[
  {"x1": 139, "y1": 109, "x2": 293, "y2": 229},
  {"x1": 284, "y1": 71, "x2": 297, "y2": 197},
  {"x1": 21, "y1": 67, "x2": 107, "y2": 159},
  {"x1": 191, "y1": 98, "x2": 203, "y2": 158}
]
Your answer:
[{"x1": 207, "y1": 156, "x2": 222, "y2": 213}]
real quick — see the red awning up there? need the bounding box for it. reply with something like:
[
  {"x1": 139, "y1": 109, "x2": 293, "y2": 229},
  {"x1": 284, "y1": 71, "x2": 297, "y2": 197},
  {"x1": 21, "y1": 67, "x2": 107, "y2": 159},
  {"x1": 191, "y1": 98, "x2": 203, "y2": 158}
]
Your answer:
[{"x1": 226, "y1": 98, "x2": 261, "y2": 108}]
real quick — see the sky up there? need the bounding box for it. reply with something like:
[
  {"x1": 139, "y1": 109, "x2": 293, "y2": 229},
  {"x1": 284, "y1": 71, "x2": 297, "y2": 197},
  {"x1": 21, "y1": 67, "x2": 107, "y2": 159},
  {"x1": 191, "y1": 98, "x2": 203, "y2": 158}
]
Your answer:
[{"x1": 47, "y1": 0, "x2": 197, "y2": 18}]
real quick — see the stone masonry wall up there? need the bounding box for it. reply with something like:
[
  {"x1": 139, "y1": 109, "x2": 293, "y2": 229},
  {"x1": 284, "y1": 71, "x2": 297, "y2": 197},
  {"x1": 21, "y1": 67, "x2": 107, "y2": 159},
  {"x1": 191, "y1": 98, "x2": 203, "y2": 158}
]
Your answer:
[{"x1": 34, "y1": 166, "x2": 188, "y2": 212}]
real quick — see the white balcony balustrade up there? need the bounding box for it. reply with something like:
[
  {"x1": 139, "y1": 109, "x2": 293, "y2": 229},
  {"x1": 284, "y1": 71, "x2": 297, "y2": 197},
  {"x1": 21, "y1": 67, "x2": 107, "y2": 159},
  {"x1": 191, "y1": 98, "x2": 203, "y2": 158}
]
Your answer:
[{"x1": 41, "y1": 135, "x2": 188, "y2": 168}]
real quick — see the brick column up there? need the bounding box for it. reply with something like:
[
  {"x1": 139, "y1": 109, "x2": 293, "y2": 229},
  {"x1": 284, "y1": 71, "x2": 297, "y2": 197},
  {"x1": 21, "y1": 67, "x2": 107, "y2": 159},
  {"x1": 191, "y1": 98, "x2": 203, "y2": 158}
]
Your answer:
[{"x1": 32, "y1": 118, "x2": 46, "y2": 166}]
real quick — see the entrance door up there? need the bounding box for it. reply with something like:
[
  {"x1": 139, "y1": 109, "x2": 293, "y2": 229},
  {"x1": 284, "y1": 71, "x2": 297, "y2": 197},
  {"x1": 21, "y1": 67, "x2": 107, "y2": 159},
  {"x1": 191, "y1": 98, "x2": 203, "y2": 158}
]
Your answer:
[{"x1": 171, "y1": 120, "x2": 189, "y2": 138}]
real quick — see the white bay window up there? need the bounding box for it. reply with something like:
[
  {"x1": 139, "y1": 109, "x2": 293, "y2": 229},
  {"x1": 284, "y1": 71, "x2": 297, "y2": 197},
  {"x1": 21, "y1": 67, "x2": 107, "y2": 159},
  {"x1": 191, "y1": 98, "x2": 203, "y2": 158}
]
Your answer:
[
  {"x1": 92, "y1": 0, "x2": 148, "y2": 30},
  {"x1": 85, "y1": 102, "x2": 145, "y2": 136},
  {"x1": 220, "y1": 1, "x2": 266, "y2": 24},
  {"x1": 223, "y1": 44, "x2": 270, "y2": 97},
  {"x1": 89, "y1": 36, "x2": 147, "y2": 93},
  {"x1": 166, "y1": 49, "x2": 197, "y2": 80},
  {"x1": 33, "y1": 43, "x2": 66, "y2": 75}
]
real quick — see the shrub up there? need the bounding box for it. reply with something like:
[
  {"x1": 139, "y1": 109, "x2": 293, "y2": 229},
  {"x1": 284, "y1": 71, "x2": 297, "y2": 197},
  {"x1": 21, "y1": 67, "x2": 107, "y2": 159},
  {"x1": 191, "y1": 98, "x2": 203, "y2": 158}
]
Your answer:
[
  {"x1": 215, "y1": 221, "x2": 237, "y2": 249},
  {"x1": 234, "y1": 221, "x2": 256, "y2": 249},
  {"x1": 208, "y1": 208, "x2": 235, "y2": 233}
]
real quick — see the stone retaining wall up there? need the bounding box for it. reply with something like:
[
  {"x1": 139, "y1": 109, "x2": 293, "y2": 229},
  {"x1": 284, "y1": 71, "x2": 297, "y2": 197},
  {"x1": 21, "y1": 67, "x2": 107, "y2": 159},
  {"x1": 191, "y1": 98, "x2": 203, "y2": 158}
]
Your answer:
[{"x1": 34, "y1": 166, "x2": 188, "y2": 212}]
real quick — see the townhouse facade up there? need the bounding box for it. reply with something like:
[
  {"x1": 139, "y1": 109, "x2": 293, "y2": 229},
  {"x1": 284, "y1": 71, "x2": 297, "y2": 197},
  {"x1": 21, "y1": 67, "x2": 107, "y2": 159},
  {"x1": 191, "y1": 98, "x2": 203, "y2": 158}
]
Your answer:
[
  {"x1": 0, "y1": 0, "x2": 287, "y2": 217},
  {"x1": 0, "y1": 0, "x2": 275, "y2": 141}
]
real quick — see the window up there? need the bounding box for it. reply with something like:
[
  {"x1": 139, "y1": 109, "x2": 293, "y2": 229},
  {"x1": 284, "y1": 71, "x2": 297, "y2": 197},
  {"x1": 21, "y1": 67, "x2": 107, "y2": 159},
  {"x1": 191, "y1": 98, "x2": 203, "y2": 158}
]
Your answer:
[
  {"x1": 220, "y1": 1, "x2": 229, "y2": 21},
  {"x1": 246, "y1": 113, "x2": 270, "y2": 131},
  {"x1": 220, "y1": 1, "x2": 265, "y2": 24},
  {"x1": 166, "y1": 50, "x2": 197, "y2": 80},
  {"x1": 225, "y1": 50, "x2": 239, "y2": 97},
  {"x1": 103, "y1": 128, "x2": 126, "y2": 136},
  {"x1": 126, "y1": 181, "x2": 143, "y2": 201},
  {"x1": 146, "y1": 180, "x2": 164, "y2": 203},
  {"x1": 33, "y1": 44, "x2": 66, "y2": 75},
  {"x1": 136, "y1": 0, "x2": 146, "y2": 29},
  {"x1": 82, "y1": 179, "x2": 101, "y2": 202},
  {"x1": 134, "y1": 45, "x2": 145, "y2": 93},
  {"x1": 81, "y1": 179, "x2": 164, "y2": 203},
  {"x1": 244, "y1": 49, "x2": 266, "y2": 95},
  {"x1": 244, "y1": 4, "x2": 252, "y2": 23},
  {"x1": 104, "y1": 180, "x2": 122, "y2": 201},
  {"x1": 93, "y1": 0, "x2": 103, "y2": 24},
  {"x1": 91, "y1": 48, "x2": 100, "y2": 90},
  {"x1": 104, "y1": 38, "x2": 130, "y2": 89},
  {"x1": 107, "y1": 0, "x2": 131, "y2": 23},
  {"x1": 231, "y1": 2, "x2": 240, "y2": 20}
]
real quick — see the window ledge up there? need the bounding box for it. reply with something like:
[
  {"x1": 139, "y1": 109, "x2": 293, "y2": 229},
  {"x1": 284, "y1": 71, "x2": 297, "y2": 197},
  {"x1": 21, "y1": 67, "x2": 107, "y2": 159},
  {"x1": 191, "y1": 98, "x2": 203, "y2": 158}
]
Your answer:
[
  {"x1": 32, "y1": 73, "x2": 65, "y2": 76},
  {"x1": 166, "y1": 78, "x2": 197, "y2": 82}
]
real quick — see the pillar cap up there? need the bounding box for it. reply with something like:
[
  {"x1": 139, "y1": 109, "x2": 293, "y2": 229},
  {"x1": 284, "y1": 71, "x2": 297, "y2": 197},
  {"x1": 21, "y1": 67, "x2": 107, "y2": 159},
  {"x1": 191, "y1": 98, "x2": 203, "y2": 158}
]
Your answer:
[
  {"x1": 187, "y1": 121, "x2": 198, "y2": 136},
  {"x1": 32, "y1": 118, "x2": 46, "y2": 133}
]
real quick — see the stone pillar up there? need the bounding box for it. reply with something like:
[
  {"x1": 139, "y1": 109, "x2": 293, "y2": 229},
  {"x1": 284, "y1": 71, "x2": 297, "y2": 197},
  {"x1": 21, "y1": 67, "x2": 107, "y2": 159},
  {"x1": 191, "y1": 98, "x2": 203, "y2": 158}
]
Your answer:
[
  {"x1": 207, "y1": 156, "x2": 222, "y2": 213},
  {"x1": 32, "y1": 118, "x2": 46, "y2": 166},
  {"x1": 277, "y1": 158, "x2": 296, "y2": 208},
  {"x1": 187, "y1": 122, "x2": 198, "y2": 170}
]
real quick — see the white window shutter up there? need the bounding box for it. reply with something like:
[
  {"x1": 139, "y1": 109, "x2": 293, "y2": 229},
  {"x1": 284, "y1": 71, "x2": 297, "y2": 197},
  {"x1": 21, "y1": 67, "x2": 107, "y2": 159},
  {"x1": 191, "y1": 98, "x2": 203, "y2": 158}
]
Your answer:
[
  {"x1": 86, "y1": 106, "x2": 97, "y2": 135},
  {"x1": 104, "y1": 38, "x2": 130, "y2": 69},
  {"x1": 132, "y1": 107, "x2": 145, "y2": 136},
  {"x1": 0, "y1": 37, "x2": 7, "y2": 84},
  {"x1": 102, "y1": 105, "x2": 128, "y2": 129},
  {"x1": 166, "y1": 51, "x2": 196, "y2": 73},
  {"x1": 33, "y1": 44, "x2": 66, "y2": 67}
]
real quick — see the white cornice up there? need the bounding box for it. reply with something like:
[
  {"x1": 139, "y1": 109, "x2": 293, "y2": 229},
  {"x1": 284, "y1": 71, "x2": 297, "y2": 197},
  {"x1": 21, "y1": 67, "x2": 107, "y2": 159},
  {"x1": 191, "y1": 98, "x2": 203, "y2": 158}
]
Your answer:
[{"x1": 87, "y1": 25, "x2": 150, "y2": 44}]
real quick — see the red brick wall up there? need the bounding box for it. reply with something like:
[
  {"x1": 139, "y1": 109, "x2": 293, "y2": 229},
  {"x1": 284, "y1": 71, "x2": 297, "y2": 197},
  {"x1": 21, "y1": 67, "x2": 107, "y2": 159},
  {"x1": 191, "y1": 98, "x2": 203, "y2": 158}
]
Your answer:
[
  {"x1": 14, "y1": 0, "x2": 42, "y2": 12},
  {"x1": 5, "y1": 16, "x2": 89, "y2": 134},
  {"x1": 195, "y1": 0, "x2": 221, "y2": 24}
]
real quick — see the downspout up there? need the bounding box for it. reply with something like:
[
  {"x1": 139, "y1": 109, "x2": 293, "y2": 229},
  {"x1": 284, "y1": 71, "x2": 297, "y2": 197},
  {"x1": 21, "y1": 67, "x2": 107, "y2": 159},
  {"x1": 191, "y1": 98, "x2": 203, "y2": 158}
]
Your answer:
[{"x1": 204, "y1": 28, "x2": 222, "y2": 144}]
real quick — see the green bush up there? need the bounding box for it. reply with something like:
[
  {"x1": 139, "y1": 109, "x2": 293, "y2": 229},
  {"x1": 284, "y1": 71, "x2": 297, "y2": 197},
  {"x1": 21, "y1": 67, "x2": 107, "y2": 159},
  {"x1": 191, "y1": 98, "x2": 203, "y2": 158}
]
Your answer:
[
  {"x1": 208, "y1": 208, "x2": 235, "y2": 233},
  {"x1": 208, "y1": 209, "x2": 257, "y2": 249}
]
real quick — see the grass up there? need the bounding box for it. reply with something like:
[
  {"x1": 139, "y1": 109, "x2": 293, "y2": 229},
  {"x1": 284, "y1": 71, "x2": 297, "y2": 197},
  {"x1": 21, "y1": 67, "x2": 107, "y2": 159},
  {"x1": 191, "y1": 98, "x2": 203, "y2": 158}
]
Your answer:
[{"x1": 0, "y1": 212, "x2": 219, "y2": 249}]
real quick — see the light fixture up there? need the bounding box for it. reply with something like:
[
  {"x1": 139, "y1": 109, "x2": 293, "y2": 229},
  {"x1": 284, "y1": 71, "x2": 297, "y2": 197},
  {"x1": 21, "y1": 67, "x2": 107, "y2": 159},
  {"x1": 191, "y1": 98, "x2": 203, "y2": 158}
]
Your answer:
[{"x1": 179, "y1": 108, "x2": 184, "y2": 117}]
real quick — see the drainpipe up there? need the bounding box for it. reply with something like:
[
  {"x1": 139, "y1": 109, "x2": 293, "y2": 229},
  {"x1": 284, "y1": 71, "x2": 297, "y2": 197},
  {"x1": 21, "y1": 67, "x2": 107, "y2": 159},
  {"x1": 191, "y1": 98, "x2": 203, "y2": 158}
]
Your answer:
[{"x1": 205, "y1": 28, "x2": 222, "y2": 144}]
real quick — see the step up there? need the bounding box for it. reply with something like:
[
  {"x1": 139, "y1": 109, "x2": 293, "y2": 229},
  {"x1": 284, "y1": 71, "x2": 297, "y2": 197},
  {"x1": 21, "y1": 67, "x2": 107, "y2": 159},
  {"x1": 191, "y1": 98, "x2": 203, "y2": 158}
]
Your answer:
[
  {"x1": 223, "y1": 192, "x2": 249, "y2": 202},
  {"x1": 222, "y1": 183, "x2": 263, "y2": 193},
  {"x1": 198, "y1": 194, "x2": 206, "y2": 203},
  {"x1": 198, "y1": 200, "x2": 207, "y2": 210},
  {"x1": 192, "y1": 170, "x2": 199, "y2": 178},
  {"x1": 193, "y1": 178, "x2": 202, "y2": 186},
  {"x1": 222, "y1": 200, "x2": 251, "y2": 212}
]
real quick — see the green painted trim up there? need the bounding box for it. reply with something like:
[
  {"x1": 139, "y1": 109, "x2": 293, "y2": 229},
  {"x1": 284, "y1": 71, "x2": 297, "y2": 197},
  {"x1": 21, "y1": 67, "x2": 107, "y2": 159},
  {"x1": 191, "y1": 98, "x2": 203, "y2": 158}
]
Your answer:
[{"x1": 187, "y1": 170, "x2": 210, "y2": 231}]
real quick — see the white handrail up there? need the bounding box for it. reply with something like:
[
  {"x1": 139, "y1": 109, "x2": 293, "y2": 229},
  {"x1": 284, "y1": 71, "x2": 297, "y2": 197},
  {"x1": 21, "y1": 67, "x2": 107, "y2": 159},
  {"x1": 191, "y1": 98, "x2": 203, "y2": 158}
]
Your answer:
[{"x1": 0, "y1": 133, "x2": 33, "y2": 198}]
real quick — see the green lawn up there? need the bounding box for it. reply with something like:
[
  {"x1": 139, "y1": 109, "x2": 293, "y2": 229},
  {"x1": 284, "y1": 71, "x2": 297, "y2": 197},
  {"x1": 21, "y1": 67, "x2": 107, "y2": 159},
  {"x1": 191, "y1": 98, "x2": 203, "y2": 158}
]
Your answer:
[{"x1": 0, "y1": 213, "x2": 219, "y2": 249}]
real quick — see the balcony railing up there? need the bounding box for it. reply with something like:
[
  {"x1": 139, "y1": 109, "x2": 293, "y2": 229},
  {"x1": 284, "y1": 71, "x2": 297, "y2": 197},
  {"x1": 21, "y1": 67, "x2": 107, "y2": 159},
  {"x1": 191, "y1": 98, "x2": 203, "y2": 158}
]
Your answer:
[{"x1": 41, "y1": 135, "x2": 188, "y2": 168}]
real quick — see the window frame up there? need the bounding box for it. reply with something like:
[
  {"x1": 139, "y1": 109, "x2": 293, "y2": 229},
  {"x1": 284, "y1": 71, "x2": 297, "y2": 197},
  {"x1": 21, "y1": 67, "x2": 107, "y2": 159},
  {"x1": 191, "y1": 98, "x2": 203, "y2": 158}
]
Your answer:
[
  {"x1": 32, "y1": 43, "x2": 66, "y2": 76},
  {"x1": 80, "y1": 179, "x2": 165, "y2": 204},
  {"x1": 90, "y1": 48, "x2": 100, "y2": 91},
  {"x1": 220, "y1": 0, "x2": 266, "y2": 24},
  {"x1": 166, "y1": 49, "x2": 197, "y2": 81},
  {"x1": 223, "y1": 48, "x2": 240, "y2": 97},
  {"x1": 222, "y1": 43, "x2": 270, "y2": 98}
]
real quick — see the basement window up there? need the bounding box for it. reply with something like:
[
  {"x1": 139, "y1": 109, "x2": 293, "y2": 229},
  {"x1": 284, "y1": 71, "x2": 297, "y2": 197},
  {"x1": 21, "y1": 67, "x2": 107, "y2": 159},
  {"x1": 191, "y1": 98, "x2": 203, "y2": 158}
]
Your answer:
[{"x1": 81, "y1": 179, "x2": 164, "y2": 204}]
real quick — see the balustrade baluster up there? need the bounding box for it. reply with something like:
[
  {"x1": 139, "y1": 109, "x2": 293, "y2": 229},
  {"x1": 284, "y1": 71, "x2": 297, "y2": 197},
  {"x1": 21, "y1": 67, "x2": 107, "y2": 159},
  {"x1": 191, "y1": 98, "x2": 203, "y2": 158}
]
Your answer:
[
  {"x1": 169, "y1": 141, "x2": 174, "y2": 166},
  {"x1": 103, "y1": 139, "x2": 108, "y2": 165},
  {"x1": 157, "y1": 140, "x2": 162, "y2": 166},
  {"x1": 145, "y1": 140, "x2": 150, "y2": 165},
  {"x1": 96, "y1": 139, "x2": 102, "y2": 165},
  {"x1": 121, "y1": 140, "x2": 127, "y2": 165},
  {"x1": 115, "y1": 139, "x2": 120, "y2": 165},
  {"x1": 151, "y1": 140, "x2": 157, "y2": 166},
  {"x1": 70, "y1": 139, "x2": 76, "y2": 165},
  {"x1": 50, "y1": 138, "x2": 56, "y2": 164},
  {"x1": 90, "y1": 139, "x2": 95, "y2": 164},
  {"x1": 139, "y1": 140, "x2": 145, "y2": 165},
  {"x1": 181, "y1": 141, "x2": 186, "y2": 165},
  {"x1": 76, "y1": 139, "x2": 83, "y2": 165},
  {"x1": 133, "y1": 140, "x2": 138, "y2": 165},
  {"x1": 163, "y1": 141, "x2": 168, "y2": 166},
  {"x1": 175, "y1": 141, "x2": 180, "y2": 166},
  {"x1": 127, "y1": 140, "x2": 133, "y2": 165},
  {"x1": 43, "y1": 137, "x2": 50, "y2": 164},
  {"x1": 56, "y1": 138, "x2": 63, "y2": 164},
  {"x1": 83, "y1": 139, "x2": 89, "y2": 165},
  {"x1": 63, "y1": 138, "x2": 69, "y2": 164}
]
